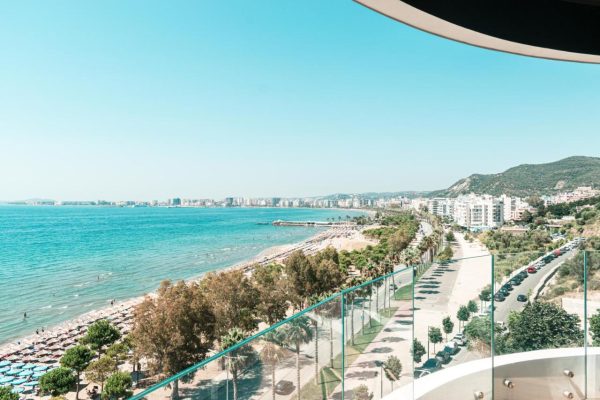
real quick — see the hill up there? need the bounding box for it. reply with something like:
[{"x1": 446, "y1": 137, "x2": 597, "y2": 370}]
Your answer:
[{"x1": 428, "y1": 156, "x2": 600, "y2": 197}]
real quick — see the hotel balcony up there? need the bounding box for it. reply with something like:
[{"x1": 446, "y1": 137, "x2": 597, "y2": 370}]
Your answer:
[{"x1": 130, "y1": 247, "x2": 600, "y2": 400}]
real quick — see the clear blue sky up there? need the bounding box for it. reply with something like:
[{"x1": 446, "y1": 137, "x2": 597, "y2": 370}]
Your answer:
[{"x1": 1, "y1": 0, "x2": 599, "y2": 201}]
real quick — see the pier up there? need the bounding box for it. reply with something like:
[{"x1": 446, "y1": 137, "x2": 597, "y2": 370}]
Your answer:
[{"x1": 272, "y1": 219, "x2": 355, "y2": 227}]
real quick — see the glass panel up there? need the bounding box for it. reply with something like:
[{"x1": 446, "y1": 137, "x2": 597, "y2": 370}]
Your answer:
[
  {"x1": 342, "y1": 267, "x2": 413, "y2": 400},
  {"x1": 128, "y1": 294, "x2": 343, "y2": 400},
  {"x1": 291, "y1": 295, "x2": 343, "y2": 400},
  {"x1": 411, "y1": 250, "x2": 493, "y2": 400},
  {"x1": 493, "y1": 243, "x2": 585, "y2": 399},
  {"x1": 586, "y1": 249, "x2": 600, "y2": 399}
]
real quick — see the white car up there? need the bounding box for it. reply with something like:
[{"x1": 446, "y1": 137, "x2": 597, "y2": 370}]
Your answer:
[{"x1": 452, "y1": 333, "x2": 467, "y2": 346}]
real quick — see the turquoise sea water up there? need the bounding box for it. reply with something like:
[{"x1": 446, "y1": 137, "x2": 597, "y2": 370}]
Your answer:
[{"x1": 0, "y1": 206, "x2": 363, "y2": 345}]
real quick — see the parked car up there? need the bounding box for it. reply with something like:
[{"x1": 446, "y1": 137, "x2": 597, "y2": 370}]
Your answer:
[
  {"x1": 499, "y1": 288, "x2": 510, "y2": 296},
  {"x1": 510, "y1": 278, "x2": 522, "y2": 286},
  {"x1": 413, "y1": 369, "x2": 433, "y2": 379},
  {"x1": 436, "y1": 350, "x2": 451, "y2": 364},
  {"x1": 517, "y1": 294, "x2": 528, "y2": 302},
  {"x1": 422, "y1": 358, "x2": 442, "y2": 371},
  {"x1": 443, "y1": 342, "x2": 461, "y2": 355},
  {"x1": 452, "y1": 333, "x2": 467, "y2": 346},
  {"x1": 527, "y1": 266, "x2": 537, "y2": 274},
  {"x1": 518, "y1": 271, "x2": 528, "y2": 279},
  {"x1": 553, "y1": 249, "x2": 562, "y2": 257},
  {"x1": 494, "y1": 293, "x2": 506, "y2": 302},
  {"x1": 502, "y1": 283, "x2": 513, "y2": 291},
  {"x1": 275, "y1": 380, "x2": 295, "y2": 395}
]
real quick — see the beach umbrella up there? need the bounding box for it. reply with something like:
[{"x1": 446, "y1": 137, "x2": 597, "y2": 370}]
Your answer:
[
  {"x1": 32, "y1": 372, "x2": 45, "y2": 379},
  {"x1": 11, "y1": 378, "x2": 27, "y2": 386},
  {"x1": 18, "y1": 370, "x2": 33, "y2": 377},
  {"x1": 21, "y1": 364, "x2": 36, "y2": 370},
  {"x1": 0, "y1": 366, "x2": 11, "y2": 373},
  {"x1": 11, "y1": 363, "x2": 24, "y2": 369},
  {"x1": 0, "y1": 361, "x2": 9, "y2": 367},
  {"x1": 11, "y1": 386, "x2": 24, "y2": 393},
  {"x1": 33, "y1": 366, "x2": 48, "y2": 372},
  {"x1": 0, "y1": 377, "x2": 14, "y2": 384},
  {"x1": 23, "y1": 381, "x2": 38, "y2": 387},
  {"x1": 4, "y1": 370, "x2": 20, "y2": 376}
]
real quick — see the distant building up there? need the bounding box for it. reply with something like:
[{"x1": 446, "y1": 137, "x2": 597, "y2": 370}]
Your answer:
[{"x1": 169, "y1": 198, "x2": 181, "y2": 206}]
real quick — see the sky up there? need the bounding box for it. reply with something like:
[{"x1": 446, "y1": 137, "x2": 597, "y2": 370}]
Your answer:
[{"x1": 1, "y1": 1, "x2": 599, "y2": 201}]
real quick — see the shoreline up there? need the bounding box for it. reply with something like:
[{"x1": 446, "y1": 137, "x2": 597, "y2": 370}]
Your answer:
[{"x1": 0, "y1": 223, "x2": 373, "y2": 356}]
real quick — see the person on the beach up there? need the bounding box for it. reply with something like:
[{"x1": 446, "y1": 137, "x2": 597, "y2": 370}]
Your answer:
[
  {"x1": 23, "y1": 312, "x2": 27, "y2": 319},
  {"x1": 36, "y1": 329, "x2": 39, "y2": 335}
]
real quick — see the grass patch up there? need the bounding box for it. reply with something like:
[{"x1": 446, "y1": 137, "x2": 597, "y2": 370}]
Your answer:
[
  {"x1": 394, "y1": 285, "x2": 412, "y2": 301},
  {"x1": 393, "y1": 263, "x2": 431, "y2": 300},
  {"x1": 297, "y1": 364, "x2": 342, "y2": 399}
]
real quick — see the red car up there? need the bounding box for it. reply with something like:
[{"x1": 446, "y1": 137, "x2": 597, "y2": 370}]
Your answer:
[{"x1": 527, "y1": 266, "x2": 537, "y2": 273}]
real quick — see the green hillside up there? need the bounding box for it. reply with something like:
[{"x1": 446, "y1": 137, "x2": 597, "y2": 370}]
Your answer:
[{"x1": 429, "y1": 156, "x2": 600, "y2": 197}]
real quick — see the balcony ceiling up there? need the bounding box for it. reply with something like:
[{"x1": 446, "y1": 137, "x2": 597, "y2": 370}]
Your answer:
[{"x1": 355, "y1": 0, "x2": 600, "y2": 63}]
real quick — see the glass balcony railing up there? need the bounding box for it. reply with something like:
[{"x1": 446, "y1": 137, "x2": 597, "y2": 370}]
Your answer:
[{"x1": 129, "y1": 241, "x2": 600, "y2": 400}]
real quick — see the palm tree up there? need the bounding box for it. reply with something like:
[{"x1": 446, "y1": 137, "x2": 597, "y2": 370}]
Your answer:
[
  {"x1": 283, "y1": 317, "x2": 314, "y2": 399},
  {"x1": 319, "y1": 299, "x2": 341, "y2": 369},
  {"x1": 221, "y1": 328, "x2": 250, "y2": 400},
  {"x1": 260, "y1": 332, "x2": 287, "y2": 400},
  {"x1": 345, "y1": 276, "x2": 362, "y2": 345}
]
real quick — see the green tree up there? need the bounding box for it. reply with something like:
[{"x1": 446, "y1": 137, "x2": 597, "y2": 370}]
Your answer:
[
  {"x1": 383, "y1": 355, "x2": 402, "y2": 390},
  {"x1": 61, "y1": 345, "x2": 94, "y2": 400},
  {"x1": 503, "y1": 301, "x2": 583, "y2": 352},
  {"x1": 105, "y1": 342, "x2": 130, "y2": 370},
  {"x1": 0, "y1": 386, "x2": 19, "y2": 400},
  {"x1": 259, "y1": 332, "x2": 287, "y2": 400},
  {"x1": 86, "y1": 356, "x2": 116, "y2": 392},
  {"x1": 201, "y1": 270, "x2": 259, "y2": 339},
  {"x1": 457, "y1": 305, "x2": 470, "y2": 329},
  {"x1": 478, "y1": 287, "x2": 492, "y2": 310},
  {"x1": 411, "y1": 339, "x2": 426, "y2": 363},
  {"x1": 436, "y1": 245, "x2": 454, "y2": 262},
  {"x1": 428, "y1": 327, "x2": 443, "y2": 354},
  {"x1": 221, "y1": 328, "x2": 253, "y2": 400},
  {"x1": 521, "y1": 210, "x2": 534, "y2": 223},
  {"x1": 252, "y1": 263, "x2": 289, "y2": 326},
  {"x1": 388, "y1": 229, "x2": 412, "y2": 262},
  {"x1": 132, "y1": 280, "x2": 216, "y2": 400},
  {"x1": 284, "y1": 250, "x2": 344, "y2": 309},
  {"x1": 39, "y1": 367, "x2": 76, "y2": 397},
  {"x1": 467, "y1": 300, "x2": 478, "y2": 314},
  {"x1": 445, "y1": 231, "x2": 456, "y2": 242},
  {"x1": 81, "y1": 320, "x2": 121, "y2": 355},
  {"x1": 283, "y1": 317, "x2": 314, "y2": 399},
  {"x1": 353, "y1": 385, "x2": 374, "y2": 400},
  {"x1": 590, "y1": 311, "x2": 600, "y2": 346},
  {"x1": 442, "y1": 316, "x2": 454, "y2": 341},
  {"x1": 101, "y1": 372, "x2": 132, "y2": 400}
]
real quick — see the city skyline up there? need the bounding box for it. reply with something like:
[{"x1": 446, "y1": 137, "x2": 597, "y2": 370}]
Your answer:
[{"x1": 2, "y1": 1, "x2": 600, "y2": 200}]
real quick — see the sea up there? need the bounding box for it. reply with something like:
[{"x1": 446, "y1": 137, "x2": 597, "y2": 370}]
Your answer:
[{"x1": 0, "y1": 205, "x2": 364, "y2": 345}]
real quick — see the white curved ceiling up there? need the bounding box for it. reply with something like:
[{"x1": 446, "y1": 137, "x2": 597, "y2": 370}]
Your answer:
[{"x1": 356, "y1": 0, "x2": 600, "y2": 64}]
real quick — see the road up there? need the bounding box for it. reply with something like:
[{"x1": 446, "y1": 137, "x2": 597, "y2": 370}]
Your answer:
[{"x1": 493, "y1": 248, "x2": 579, "y2": 322}]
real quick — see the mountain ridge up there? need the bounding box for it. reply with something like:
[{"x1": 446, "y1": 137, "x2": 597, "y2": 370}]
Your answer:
[{"x1": 428, "y1": 156, "x2": 600, "y2": 197}]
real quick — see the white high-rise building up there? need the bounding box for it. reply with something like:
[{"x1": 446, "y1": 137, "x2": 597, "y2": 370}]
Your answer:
[
  {"x1": 427, "y1": 198, "x2": 455, "y2": 218},
  {"x1": 453, "y1": 194, "x2": 504, "y2": 229}
]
